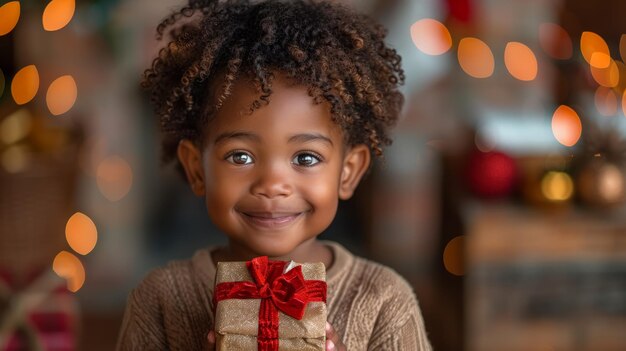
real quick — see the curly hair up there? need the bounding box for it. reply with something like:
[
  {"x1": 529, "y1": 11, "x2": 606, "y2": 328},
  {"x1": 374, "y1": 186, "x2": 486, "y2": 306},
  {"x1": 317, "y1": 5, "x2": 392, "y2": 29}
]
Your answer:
[{"x1": 142, "y1": 0, "x2": 405, "y2": 170}]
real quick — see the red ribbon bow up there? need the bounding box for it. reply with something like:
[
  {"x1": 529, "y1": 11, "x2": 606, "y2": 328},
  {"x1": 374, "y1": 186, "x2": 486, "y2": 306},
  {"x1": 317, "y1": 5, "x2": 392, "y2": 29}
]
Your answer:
[{"x1": 214, "y1": 256, "x2": 327, "y2": 351}]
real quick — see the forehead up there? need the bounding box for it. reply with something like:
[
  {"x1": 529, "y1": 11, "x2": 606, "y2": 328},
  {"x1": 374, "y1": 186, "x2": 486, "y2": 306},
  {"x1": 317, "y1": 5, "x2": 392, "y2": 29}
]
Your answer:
[{"x1": 206, "y1": 73, "x2": 342, "y2": 141}]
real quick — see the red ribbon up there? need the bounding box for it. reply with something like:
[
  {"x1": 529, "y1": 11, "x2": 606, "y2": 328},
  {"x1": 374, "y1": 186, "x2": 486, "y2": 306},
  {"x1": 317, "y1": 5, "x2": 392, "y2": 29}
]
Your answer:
[{"x1": 214, "y1": 256, "x2": 327, "y2": 351}]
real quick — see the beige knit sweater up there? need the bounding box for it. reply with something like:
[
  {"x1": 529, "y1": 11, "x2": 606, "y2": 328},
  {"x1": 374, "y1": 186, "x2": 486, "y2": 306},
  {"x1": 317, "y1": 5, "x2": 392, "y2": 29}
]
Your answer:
[{"x1": 116, "y1": 241, "x2": 432, "y2": 350}]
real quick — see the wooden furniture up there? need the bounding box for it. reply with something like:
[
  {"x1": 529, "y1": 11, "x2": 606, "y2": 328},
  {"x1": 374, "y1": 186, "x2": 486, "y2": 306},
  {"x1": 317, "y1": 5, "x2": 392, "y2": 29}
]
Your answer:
[{"x1": 465, "y1": 204, "x2": 626, "y2": 351}]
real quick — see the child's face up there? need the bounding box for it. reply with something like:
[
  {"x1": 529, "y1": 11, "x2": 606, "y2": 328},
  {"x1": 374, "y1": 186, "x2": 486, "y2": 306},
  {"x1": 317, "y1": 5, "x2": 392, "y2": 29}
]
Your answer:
[{"x1": 178, "y1": 73, "x2": 370, "y2": 258}]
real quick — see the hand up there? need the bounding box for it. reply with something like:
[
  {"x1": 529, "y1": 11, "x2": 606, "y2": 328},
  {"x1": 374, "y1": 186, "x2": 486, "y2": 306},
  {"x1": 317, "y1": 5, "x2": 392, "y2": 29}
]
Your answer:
[
  {"x1": 207, "y1": 330, "x2": 216, "y2": 350},
  {"x1": 326, "y1": 322, "x2": 347, "y2": 351}
]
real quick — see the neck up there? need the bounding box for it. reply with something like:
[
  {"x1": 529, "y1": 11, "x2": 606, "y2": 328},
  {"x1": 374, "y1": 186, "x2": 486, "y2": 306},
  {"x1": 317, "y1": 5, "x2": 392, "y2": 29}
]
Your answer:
[{"x1": 213, "y1": 238, "x2": 333, "y2": 268}]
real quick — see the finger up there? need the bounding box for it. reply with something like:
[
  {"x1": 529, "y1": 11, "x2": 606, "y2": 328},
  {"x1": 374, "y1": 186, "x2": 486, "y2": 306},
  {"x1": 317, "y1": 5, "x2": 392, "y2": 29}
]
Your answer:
[
  {"x1": 325, "y1": 322, "x2": 337, "y2": 342},
  {"x1": 326, "y1": 322, "x2": 346, "y2": 351},
  {"x1": 207, "y1": 330, "x2": 216, "y2": 350}
]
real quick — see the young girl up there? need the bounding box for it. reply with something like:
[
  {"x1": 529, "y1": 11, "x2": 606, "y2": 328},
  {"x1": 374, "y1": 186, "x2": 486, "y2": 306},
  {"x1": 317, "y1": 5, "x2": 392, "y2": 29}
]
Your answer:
[{"x1": 117, "y1": 0, "x2": 431, "y2": 350}]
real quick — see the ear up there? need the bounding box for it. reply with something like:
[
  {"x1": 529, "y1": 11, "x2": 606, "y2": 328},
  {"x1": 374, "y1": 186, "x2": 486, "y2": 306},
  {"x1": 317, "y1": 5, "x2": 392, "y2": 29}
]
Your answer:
[
  {"x1": 177, "y1": 139, "x2": 206, "y2": 197},
  {"x1": 338, "y1": 144, "x2": 371, "y2": 200}
]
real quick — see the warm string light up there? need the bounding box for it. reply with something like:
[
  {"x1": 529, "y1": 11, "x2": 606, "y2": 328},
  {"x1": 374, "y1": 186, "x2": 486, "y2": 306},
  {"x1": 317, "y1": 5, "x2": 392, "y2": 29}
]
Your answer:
[
  {"x1": 4, "y1": 0, "x2": 86, "y2": 292},
  {"x1": 410, "y1": 20, "x2": 625, "y2": 106},
  {"x1": 2, "y1": 0, "x2": 78, "y2": 114},
  {"x1": 590, "y1": 54, "x2": 619, "y2": 88},
  {"x1": 0, "y1": 1, "x2": 20, "y2": 36},
  {"x1": 443, "y1": 236, "x2": 465, "y2": 276},
  {"x1": 580, "y1": 31, "x2": 610, "y2": 65},
  {"x1": 11, "y1": 65, "x2": 40, "y2": 105},
  {"x1": 53, "y1": 251, "x2": 85, "y2": 292},
  {"x1": 504, "y1": 42, "x2": 538, "y2": 81},
  {"x1": 551, "y1": 105, "x2": 582, "y2": 147},
  {"x1": 65, "y1": 212, "x2": 98, "y2": 255},
  {"x1": 46, "y1": 75, "x2": 77, "y2": 116},
  {"x1": 457, "y1": 37, "x2": 494, "y2": 78},
  {"x1": 53, "y1": 212, "x2": 98, "y2": 292},
  {"x1": 589, "y1": 51, "x2": 611, "y2": 69},
  {"x1": 43, "y1": 0, "x2": 75, "y2": 31},
  {"x1": 410, "y1": 18, "x2": 452, "y2": 55}
]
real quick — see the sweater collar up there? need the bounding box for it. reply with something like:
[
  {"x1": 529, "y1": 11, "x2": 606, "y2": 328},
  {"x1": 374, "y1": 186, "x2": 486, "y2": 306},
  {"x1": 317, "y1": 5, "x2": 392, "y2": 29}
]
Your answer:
[{"x1": 192, "y1": 240, "x2": 353, "y2": 290}]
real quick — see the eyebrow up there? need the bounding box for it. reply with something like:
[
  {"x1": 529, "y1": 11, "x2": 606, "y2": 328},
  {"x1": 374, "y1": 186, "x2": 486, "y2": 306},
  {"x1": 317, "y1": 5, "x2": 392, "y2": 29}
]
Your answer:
[
  {"x1": 214, "y1": 131, "x2": 333, "y2": 146},
  {"x1": 288, "y1": 133, "x2": 334, "y2": 146},
  {"x1": 214, "y1": 131, "x2": 261, "y2": 145}
]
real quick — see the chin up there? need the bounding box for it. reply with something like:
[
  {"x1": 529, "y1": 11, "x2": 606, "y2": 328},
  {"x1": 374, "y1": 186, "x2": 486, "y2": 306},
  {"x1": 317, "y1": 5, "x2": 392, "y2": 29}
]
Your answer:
[
  {"x1": 254, "y1": 245, "x2": 294, "y2": 259},
  {"x1": 247, "y1": 240, "x2": 300, "y2": 259}
]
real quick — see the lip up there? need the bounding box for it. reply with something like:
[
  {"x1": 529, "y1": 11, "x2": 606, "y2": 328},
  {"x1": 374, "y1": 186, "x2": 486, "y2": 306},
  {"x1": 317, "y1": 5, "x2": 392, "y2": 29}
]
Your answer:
[{"x1": 238, "y1": 211, "x2": 304, "y2": 230}]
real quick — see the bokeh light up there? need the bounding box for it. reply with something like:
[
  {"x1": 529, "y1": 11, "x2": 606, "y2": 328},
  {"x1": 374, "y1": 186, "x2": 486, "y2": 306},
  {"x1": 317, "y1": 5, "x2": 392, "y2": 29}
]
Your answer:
[
  {"x1": 594, "y1": 86, "x2": 618, "y2": 116},
  {"x1": 457, "y1": 37, "x2": 494, "y2": 78},
  {"x1": 410, "y1": 18, "x2": 452, "y2": 55},
  {"x1": 619, "y1": 34, "x2": 626, "y2": 62},
  {"x1": 1, "y1": 145, "x2": 30, "y2": 173},
  {"x1": 0, "y1": 108, "x2": 32, "y2": 144},
  {"x1": 541, "y1": 171, "x2": 574, "y2": 202},
  {"x1": 46, "y1": 75, "x2": 77, "y2": 116},
  {"x1": 443, "y1": 235, "x2": 464, "y2": 276},
  {"x1": 580, "y1": 31, "x2": 610, "y2": 65},
  {"x1": 11, "y1": 65, "x2": 40, "y2": 105},
  {"x1": 538, "y1": 23, "x2": 572, "y2": 60},
  {"x1": 590, "y1": 55, "x2": 619, "y2": 88},
  {"x1": 52, "y1": 251, "x2": 85, "y2": 292},
  {"x1": 96, "y1": 155, "x2": 133, "y2": 202},
  {"x1": 504, "y1": 42, "x2": 538, "y2": 81},
  {"x1": 597, "y1": 164, "x2": 625, "y2": 203},
  {"x1": 43, "y1": 0, "x2": 75, "y2": 31},
  {"x1": 65, "y1": 212, "x2": 98, "y2": 255},
  {"x1": 0, "y1": 1, "x2": 20, "y2": 36},
  {"x1": 551, "y1": 105, "x2": 582, "y2": 147},
  {"x1": 616, "y1": 60, "x2": 626, "y2": 92},
  {"x1": 589, "y1": 51, "x2": 611, "y2": 69}
]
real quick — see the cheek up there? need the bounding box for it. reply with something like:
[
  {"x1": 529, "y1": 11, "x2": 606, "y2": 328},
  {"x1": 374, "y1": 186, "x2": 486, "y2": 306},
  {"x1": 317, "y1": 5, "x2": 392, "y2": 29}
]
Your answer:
[
  {"x1": 203, "y1": 164, "x2": 245, "y2": 213},
  {"x1": 301, "y1": 172, "x2": 341, "y2": 208},
  {"x1": 205, "y1": 184, "x2": 234, "y2": 212}
]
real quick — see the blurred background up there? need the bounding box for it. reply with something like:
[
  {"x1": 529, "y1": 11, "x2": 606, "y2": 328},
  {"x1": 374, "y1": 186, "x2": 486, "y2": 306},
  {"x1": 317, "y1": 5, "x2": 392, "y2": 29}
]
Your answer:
[{"x1": 1, "y1": 0, "x2": 626, "y2": 350}]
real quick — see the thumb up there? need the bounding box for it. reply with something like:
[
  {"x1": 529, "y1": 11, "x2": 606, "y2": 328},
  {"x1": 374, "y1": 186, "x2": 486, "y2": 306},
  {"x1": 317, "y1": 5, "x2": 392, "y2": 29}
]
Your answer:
[{"x1": 207, "y1": 330, "x2": 216, "y2": 350}]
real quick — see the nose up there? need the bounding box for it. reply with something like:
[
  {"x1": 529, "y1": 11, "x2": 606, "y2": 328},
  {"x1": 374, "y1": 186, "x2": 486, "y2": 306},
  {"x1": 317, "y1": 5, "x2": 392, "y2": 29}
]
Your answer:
[{"x1": 250, "y1": 164, "x2": 293, "y2": 198}]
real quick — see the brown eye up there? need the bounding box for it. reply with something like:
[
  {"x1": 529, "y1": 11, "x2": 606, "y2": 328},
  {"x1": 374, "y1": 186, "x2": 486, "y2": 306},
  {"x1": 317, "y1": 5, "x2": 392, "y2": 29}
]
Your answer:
[
  {"x1": 226, "y1": 152, "x2": 253, "y2": 165},
  {"x1": 292, "y1": 153, "x2": 321, "y2": 167}
]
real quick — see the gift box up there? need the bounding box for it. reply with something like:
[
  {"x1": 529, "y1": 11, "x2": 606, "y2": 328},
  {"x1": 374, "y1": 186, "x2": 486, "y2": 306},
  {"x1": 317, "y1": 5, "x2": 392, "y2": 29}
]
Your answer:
[{"x1": 213, "y1": 256, "x2": 327, "y2": 351}]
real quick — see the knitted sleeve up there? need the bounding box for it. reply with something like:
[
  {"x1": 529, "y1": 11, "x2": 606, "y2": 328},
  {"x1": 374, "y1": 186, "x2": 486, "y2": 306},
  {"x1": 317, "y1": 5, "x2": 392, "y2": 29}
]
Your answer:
[
  {"x1": 116, "y1": 269, "x2": 168, "y2": 351},
  {"x1": 369, "y1": 300, "x2": 432, "y2": 350},
  {"x1": 366, "y1": 269, "x2": 432, "y2": 351},
  {"x1": 116, "y1": 261, "x2": 213, "y2": 351}
]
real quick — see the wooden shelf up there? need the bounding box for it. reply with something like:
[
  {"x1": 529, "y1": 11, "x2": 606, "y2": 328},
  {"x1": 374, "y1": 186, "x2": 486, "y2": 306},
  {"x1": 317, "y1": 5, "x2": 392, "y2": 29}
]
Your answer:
[{"x1": 464, "y1": 204, "x2": 626, "y2": 351}]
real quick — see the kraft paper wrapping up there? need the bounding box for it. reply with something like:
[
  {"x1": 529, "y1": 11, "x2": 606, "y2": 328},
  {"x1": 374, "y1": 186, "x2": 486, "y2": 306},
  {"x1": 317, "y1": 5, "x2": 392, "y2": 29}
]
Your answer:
[{"x1": 214, "y1": 261, "x2": 327, "y2": 351}]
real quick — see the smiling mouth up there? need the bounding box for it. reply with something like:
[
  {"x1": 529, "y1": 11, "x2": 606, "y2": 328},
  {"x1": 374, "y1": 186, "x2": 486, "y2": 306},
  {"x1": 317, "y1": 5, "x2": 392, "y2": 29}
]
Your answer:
[{"x1": 238, "y1": 211, "x2": 304, "y2": 229}]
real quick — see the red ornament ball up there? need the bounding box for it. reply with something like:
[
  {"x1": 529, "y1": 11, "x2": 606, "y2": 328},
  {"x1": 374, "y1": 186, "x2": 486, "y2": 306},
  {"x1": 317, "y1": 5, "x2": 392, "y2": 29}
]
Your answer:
[{"x1": 466, "y1": 150, "x2": 517, "y2": 198}]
